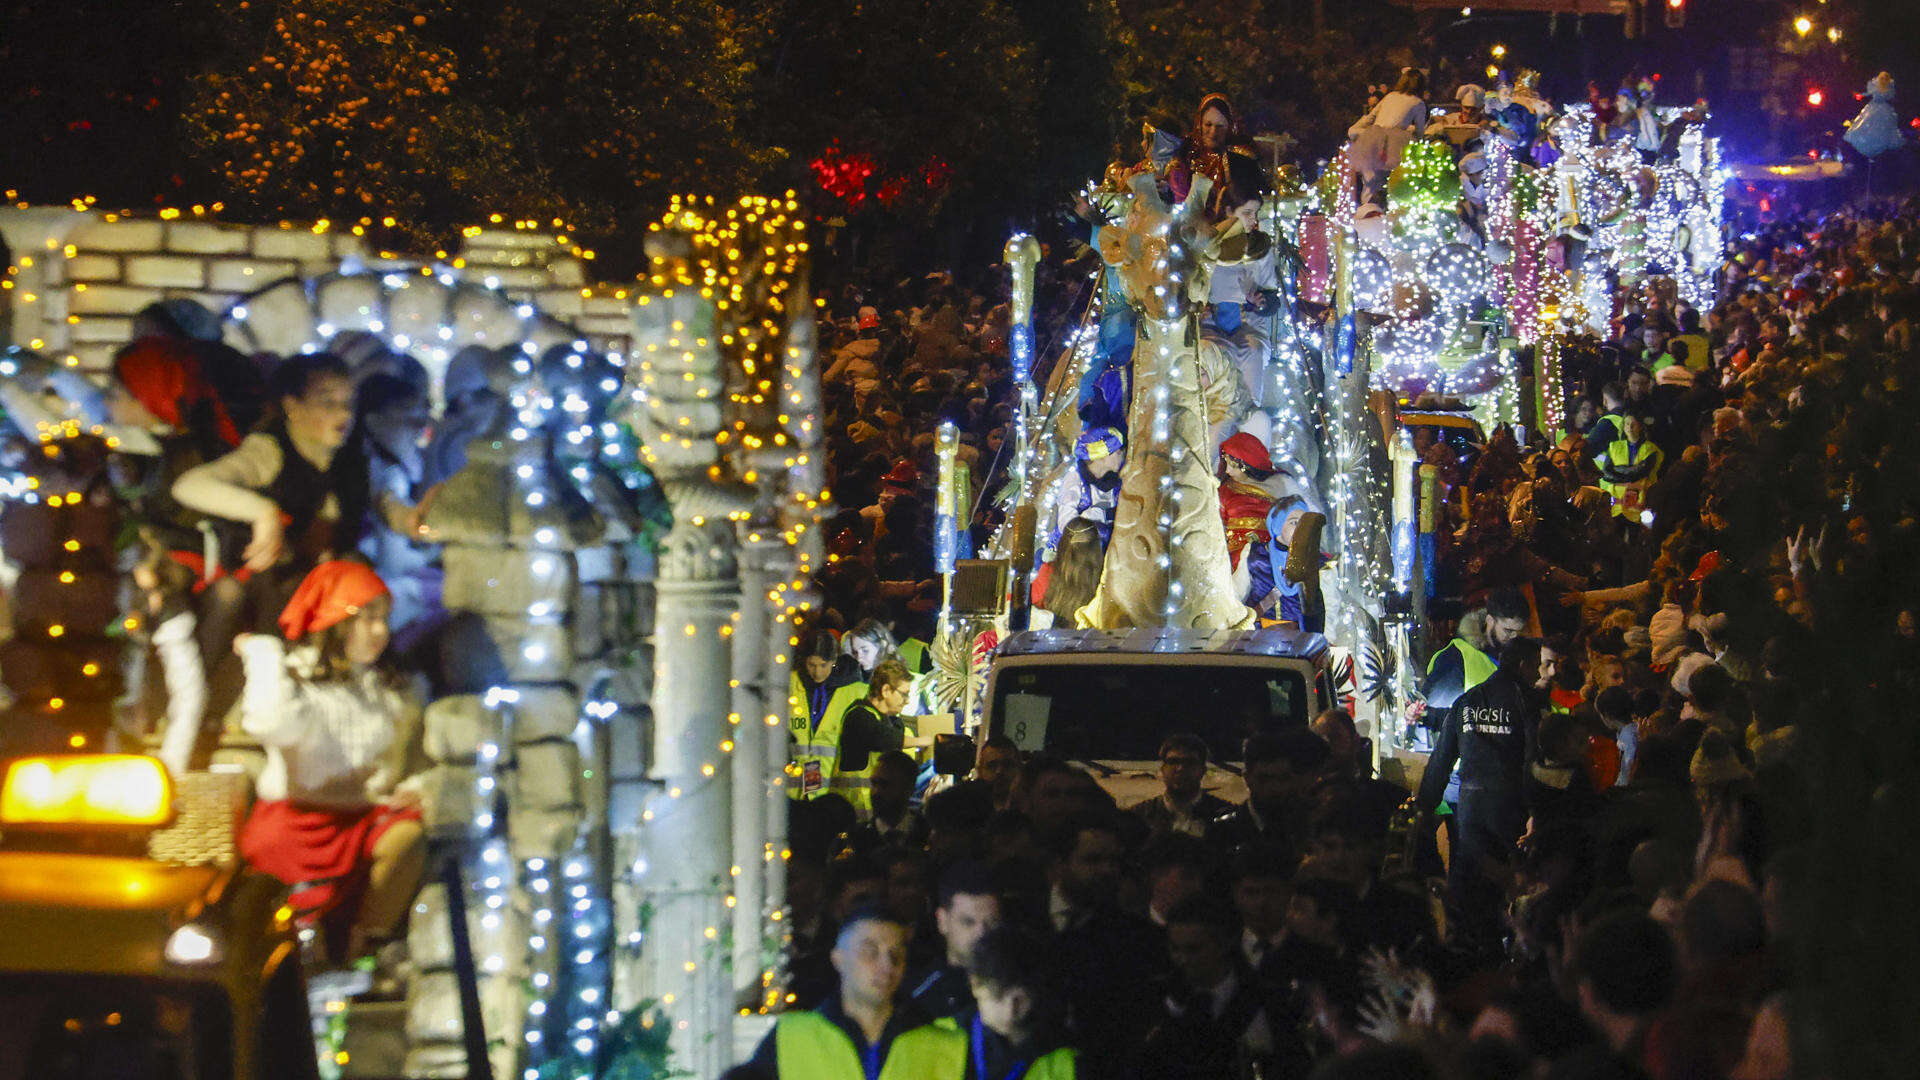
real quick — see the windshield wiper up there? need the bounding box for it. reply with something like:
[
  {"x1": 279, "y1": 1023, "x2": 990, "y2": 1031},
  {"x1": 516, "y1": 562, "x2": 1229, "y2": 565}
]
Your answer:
[{"x1": 1067, "y1": 757, "x2": 1120, "y2": 778}]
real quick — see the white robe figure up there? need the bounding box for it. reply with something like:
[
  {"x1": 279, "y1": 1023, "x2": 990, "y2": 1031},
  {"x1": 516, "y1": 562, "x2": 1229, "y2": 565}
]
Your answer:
[{"x1": 1202, "y1": 254, "x2": 1281, "y2": 448}]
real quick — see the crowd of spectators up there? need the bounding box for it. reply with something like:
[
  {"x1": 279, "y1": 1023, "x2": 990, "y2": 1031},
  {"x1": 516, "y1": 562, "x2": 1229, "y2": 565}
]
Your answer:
[{"x1": 764, "y1": 198, "x2": 1920, "y2": 1079}]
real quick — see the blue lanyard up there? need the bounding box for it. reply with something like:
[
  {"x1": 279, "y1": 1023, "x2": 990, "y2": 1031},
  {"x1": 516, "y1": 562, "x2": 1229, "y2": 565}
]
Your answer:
[
  {"x1": 809, "y1": 682, "x2": 829, "y2": 733},
  {"x1": 970, "y1": 1014, "x2": 1032, "y2": 1080},
  {"x1": 863, "y1": 1038, "x2": 883, "y2": 1080}
]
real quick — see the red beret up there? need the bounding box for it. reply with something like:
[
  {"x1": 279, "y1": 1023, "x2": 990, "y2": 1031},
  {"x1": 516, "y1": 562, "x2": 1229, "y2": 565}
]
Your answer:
[{"x1": 1219, "y1": 431, "x2": 1273, "y2": 473}]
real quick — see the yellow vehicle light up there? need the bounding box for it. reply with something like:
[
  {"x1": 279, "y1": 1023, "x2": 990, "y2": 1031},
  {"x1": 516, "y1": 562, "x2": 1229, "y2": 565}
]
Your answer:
[{"x1": 1, "y1": 755, "x2": 173, "y2": 828}]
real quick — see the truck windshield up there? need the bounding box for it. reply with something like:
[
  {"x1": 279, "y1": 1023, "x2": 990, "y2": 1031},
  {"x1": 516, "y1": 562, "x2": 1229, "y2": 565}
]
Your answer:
[
  {"x1": 989, "y1": 662, "x2": 1309, "y2": 760},
  {"x1": 0, "y1": 975, "x2": 231, "y2": 1080}
]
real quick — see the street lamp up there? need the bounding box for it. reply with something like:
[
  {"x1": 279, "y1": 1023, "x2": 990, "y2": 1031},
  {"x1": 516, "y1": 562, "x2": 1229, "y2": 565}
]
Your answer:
[
  {"x1": 1491, "y1": 43, "x2": 1507, "y2": 60},
  {"x1": 1794, "y1": 16, "x2": 1813, "y2": 38},
  {"x1": 1827, "y1": 27, "x2": 1842, "y2": 43}
]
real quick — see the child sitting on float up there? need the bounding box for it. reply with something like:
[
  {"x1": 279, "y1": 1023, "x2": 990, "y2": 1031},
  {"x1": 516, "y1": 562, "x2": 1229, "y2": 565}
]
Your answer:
[{"x1": 236, "y1": 559, "x2": 425, "y2": 966}]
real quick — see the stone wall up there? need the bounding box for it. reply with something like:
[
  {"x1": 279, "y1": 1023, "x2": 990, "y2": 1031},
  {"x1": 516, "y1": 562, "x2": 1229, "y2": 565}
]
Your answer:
[{"x1": 0, "y1": 208, "x2": 638, "y2": 377}]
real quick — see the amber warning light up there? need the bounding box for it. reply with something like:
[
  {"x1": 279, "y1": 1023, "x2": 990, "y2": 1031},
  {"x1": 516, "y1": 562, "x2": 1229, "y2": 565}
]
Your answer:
[{"x1": 0, "y1": 755, "x2": 174, "y2": 829}]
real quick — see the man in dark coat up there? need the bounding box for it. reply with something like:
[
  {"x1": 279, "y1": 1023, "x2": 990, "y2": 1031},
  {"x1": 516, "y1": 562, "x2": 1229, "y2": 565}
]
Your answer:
[{"x1": 1415, "y1": 636, "x2": 1557, "y2": 953}]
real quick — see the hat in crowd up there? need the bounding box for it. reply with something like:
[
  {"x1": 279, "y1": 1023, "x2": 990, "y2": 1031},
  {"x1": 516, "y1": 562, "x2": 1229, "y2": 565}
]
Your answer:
[
  {"x1": 1670, "y1": 651, "x2": 1714, "y2": 698},
  {"x1": 1219, "y1": 431, "x2": 1274, "y2": 473},
  {"x1": 279, "y1": 560, "x2": 390, "y2": 641},
  {"x1": 1621, "y1": 625, "x2": 1653, "y2": 658},
  {"x1": 1689, "y1": 736, "x2": 1753, "y2": 787},
  {"x1": 1460, "y1": 151, "x2": 1489, "y2": 176},
  {"x1": 857, "y1": 306, "x2": 881, "y2": 331},
  {"x1": 847, "y1": 420, "x2": 882, "y2": 444},
  {"x1": 1076, "y1": 426, "x2": 1125, "y2": 463},
  {"x1": 113, "y1": 337, "x2": 242, "y2": 447},
  {"x1": 1689, "y1": 551, "x2": 1724, "y2": 582},
  {"x1": 1649, "y1": 604, "x2": 1688, "y2": 667},
  {"x1": 882, "y1": 462, "x2": 919, "y2": 493},
  {"x1": 1656, "y1": 363, "x2": 1694, "y2": 387}
]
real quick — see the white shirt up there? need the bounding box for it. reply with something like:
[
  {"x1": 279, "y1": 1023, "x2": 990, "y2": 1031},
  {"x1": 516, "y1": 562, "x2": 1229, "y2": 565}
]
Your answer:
[
  {"x1": 1366, "y1": 92, "x2": 1428, "y2": 133},
  {"x1": 240, "y1": 636, "x2": 419, "y2": 807}
]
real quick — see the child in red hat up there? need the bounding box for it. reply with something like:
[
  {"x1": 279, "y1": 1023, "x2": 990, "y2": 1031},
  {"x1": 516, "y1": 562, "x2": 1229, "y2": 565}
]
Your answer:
[{"x1": 236, "y1": 559, "x2": 425, "y2": 965}]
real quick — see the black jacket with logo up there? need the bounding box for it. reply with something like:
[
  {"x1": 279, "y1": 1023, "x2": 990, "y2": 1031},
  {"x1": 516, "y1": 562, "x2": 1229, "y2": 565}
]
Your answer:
[{"x1": 1415, "y1": 669, "x2": 1542, "y2": 814}]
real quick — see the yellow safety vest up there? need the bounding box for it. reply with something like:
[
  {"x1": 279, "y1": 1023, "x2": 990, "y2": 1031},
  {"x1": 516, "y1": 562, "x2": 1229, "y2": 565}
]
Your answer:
[
  {"x1": 787, "y1": 677, "x2": 868, "y2": 802},
  {"x1": 826, "y1": 702, "x2": 915, "y2": 818},
  {"x1": 898, "y1": 638, "x2": 930, "y2": 673},
  {"x1": 774, "y1": 1011, "x2": 966, "y2": 1080},
  {"x1": 1594, "y1": 439, "x2": 1663, "y2": 516},
  {"x1": 932, "y1": 1018, "x2": 1080, "y2": 1080}
]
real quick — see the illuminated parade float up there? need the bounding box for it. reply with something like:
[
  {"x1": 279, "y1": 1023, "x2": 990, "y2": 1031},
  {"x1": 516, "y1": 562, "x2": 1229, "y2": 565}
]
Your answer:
[{"x1": 0, "y1": 72, "x2": 1724, "y2": 1078}]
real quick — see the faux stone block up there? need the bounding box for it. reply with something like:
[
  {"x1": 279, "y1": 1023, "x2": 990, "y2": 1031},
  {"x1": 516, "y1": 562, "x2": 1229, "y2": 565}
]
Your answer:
[
  {"x1": 465, "y1": 228, "x2": 561, "y2": 252},
  {"x1": 207, "y1": 258, "x2": 297, "y2": 293},
  {"x1": 508, "y1": 806, "x2": 582, "y2": 861},
  {"x1": 124, "y1": 256, "x2": 207, "y2": 289},
  {"x1": 608, "y1": 707, "x2": 648, "y2": 780},
  {"x1": 164, "y1": 222, "x2": 251, "y2": 255},
  {"x1": 408, "y1": 881, "x2": 525, "y2": 973},
  {"x1": 513, "y1": 740, "x2": 582, "y2": 812},
  {"x1": 70, "y1": 218, "x2": 163, "y2": 252},
  {"x1": 440, "y1": 546, "x2": 573, "y2": 617},
  {"x1": 422, "y1": 694, "x2": 505, "y2": 764},
  {"x1": 418, "y1": 763, "x2": 481, "y2": 835},
  {"x1": 509, "y1": 686, "x2": 581, "y2": 744},
  {"x1": 64, "y1": 254, "x2": 121, "y2": 281},
  {"x1": 232, "y1": 280, "x2": 317, "y2": 358},
  {"x1": 252, "y1": 227, "x2": 332, "y2": 261},
  {"x1": 533, "y1": 288, "x2": 584, "y2": 318},
  {"x1": 314, "y1": 274, "x2": 384, "y2": 338},
  {"x1": 386, "y1": 278, "x2": 453, "y2": 346},
  {"x1": 404, "y1": 970, "x2": 522, "y2": 1046},
  {"x1": 482, "y1": 616, "x2": 571, "y2": 683},
  {"x1": 71, "y1": 315, "x2": 134, "y2": 344},
  {"x1": 69, "y1": 283, "x2": 156, "y2": 315},
  {"x1": 547, "y1": 258, "x2": 587, "y2": 287}
]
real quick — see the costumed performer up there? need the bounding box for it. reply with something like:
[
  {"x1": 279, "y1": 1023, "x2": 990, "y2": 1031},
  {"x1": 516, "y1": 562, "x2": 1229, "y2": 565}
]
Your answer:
[
  {"x1": 236, "y1": 559, "x2": 425, "y2": 966},
  {"x1": 1239, "y1": 500, "x2": 1330, "y2": 632},
  {"x1": 1041, "y1": 427, "x2": 1125, "y2": 564},
  {"x1": 1845, "y1": 72, "x2": 1905, "y2": 160},
  {"x1": 1203, "y1": 152, "x2": 1283, "y2": 448},
  {"x1": 1217, "y1": 433, "x2": 1279, "y2": 572},
  {"x1": 1349, "y1": 68, "x2": 1430, "y2": 207},
  {"x1": 1169, "y1": 93, "x2": 1242, "y2": 219}
]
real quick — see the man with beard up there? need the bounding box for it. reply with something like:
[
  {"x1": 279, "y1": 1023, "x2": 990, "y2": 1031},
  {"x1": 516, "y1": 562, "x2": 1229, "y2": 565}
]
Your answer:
[
  {"x1": 1040, "y1": 426, "x2": 1125, "y2": 563},
  {"x1": 1415, "y1": 636, "x2": 1558, "y2": 954}
]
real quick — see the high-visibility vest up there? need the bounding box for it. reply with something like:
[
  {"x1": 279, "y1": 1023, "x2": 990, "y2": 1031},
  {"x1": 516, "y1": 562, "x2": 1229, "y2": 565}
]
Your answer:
[
  {"x1": 1594, "y1": 439, "x2": 1663, "y2": 515},
  {"x1": 898, "y1": 638, "x2": 930, "y2": 673},
  {"x1": 787, "y1": 678, "x2": 868, "y2": 802},
  {"x1": 774, "y1": 1011, "x2": 966, "y2": 1080},
  {"x1": 828, "y1": 701, "x2": 914, "y2": 817},
  {"x1": 1428, "y1": 636, "x2": 1499, "y2": 696},
  {"x1": 933, "y1": 1018, "x2": 1079, "y2": 1080}
]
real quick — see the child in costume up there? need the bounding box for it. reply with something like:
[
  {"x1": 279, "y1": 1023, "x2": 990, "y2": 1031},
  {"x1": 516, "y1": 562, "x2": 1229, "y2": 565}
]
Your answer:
[{"x1": 236, "y1": 559, "x2": 425, "y2": 965}]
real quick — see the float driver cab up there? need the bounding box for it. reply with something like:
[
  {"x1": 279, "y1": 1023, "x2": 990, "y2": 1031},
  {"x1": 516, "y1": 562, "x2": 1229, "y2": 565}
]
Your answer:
[{"x1": 0, "y1": 754, "x2": 318, "y2": 1080}]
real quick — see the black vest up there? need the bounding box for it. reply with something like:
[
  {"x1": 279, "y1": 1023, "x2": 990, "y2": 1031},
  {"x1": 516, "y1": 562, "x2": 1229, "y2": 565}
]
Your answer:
[{"x1": 265, "y1": 419, "x2": 370, "y2": 562}]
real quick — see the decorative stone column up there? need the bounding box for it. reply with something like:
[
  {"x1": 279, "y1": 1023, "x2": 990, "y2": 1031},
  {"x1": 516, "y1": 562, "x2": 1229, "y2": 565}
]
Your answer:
[{"x1": 629, "y1": 266, "x2": 754, "y2": 1076}]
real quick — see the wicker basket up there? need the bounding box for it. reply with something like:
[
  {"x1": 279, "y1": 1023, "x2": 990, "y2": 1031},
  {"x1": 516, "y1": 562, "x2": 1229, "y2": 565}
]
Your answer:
[{"x1": 148, "y1": 768, "x2": 253, "y2": 867}]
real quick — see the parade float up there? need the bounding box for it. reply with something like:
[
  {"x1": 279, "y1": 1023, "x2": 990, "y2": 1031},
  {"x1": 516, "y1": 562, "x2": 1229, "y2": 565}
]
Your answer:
[
  {"x1": 954, "y1": 92, "x2": 1726, "y2": 772},
  {"x1": 0, "y1": 197, "x2": 827, "y2": 1079}
]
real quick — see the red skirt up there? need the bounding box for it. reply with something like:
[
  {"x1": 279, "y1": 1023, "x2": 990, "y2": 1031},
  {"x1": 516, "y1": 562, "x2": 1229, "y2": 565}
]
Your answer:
[{"x1": 240, "y1": 799, "x2": 421, "y2": 918}]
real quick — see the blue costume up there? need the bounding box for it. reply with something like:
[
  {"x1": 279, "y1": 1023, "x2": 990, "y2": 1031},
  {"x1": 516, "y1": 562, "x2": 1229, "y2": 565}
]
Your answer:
[
  {"x1": 1846, "y1": 76, "x2": 1905, "y2": 160},
  {"x1": 1042, "y1": 426, "x2": 1124, "y2": 564},
  {"x1": 1241, "y1": 500, "x2": 1325, "y2": 632}
]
